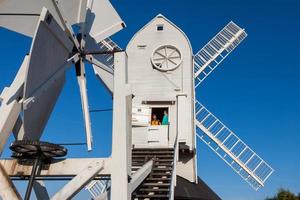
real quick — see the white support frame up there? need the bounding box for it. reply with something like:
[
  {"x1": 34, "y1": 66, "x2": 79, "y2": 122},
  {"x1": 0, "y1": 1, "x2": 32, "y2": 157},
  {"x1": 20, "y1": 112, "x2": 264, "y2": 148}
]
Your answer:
[
  {"x1": 0, "y1": 56, "x2": 29, "y2": 155},
  {"x1": 110, "y1": 52, "x2": 132, "y2": 200},
  {"x1": 51, "y1": 160, "x2": 104, "y2": 200},
  {"x1": 129, "y1": 159, "x2": 153, "y2": 193},
  {"x1": 0, "y1": 158, "x2": 111, "y2": 177},
  {"x1": 0, "y1": 164, "x2": 21, "y2": 200}
]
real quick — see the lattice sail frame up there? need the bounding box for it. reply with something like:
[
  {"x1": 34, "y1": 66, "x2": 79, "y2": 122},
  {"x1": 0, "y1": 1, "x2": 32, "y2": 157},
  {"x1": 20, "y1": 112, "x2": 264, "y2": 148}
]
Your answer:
[
  {"x1": 195, "y1": 101, "x2": 274, "y2": 190},
  {"x1": 194, "y1": 21, "x2": 274, "y2": 190},
  {"x1": 194, "y1": 21, "x2": 247, "y2": 87},
  {"x1": 98, "y1": 38, "x2": 122, "y2": 70}
]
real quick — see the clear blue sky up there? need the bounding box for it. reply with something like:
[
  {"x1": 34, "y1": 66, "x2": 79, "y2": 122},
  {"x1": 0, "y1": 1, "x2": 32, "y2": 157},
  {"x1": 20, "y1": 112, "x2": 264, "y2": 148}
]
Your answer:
[{"x1": 1, "y1": 0, "x2": 300, "y2": 199}]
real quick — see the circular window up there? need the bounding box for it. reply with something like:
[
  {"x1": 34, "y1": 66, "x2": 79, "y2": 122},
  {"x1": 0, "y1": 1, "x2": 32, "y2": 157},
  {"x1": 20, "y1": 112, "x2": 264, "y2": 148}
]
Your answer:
[{"x1": 151, "y1": 45, "x2": 182, "y2": 71}]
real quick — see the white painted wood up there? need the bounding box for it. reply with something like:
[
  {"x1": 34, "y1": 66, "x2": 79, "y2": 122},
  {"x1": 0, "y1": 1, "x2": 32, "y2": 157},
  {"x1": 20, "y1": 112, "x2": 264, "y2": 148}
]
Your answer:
[
  {"x1": 0, "y1": 56, "x2": 28, "y2": 155},
  {"x1": 85, "y1": 180, "x2": 110, "y2": 199},
  {"x1": 147, "y1": 126, "x2": 168, "y2": 146},
  {"x1": 194, "y1": 21, "x2": 247, "y2": 87},
  {"x1": 22, "y1": 8, "x2": 73, "y2": 140},
  {"x1": 0, "y1": 0, "x2": 85, "y2": 37},
  {"x1": 129, "y1": 159, "x2": 153, "y2": 193},
  {"x1": 127, "y1": 14, "x2": 196, "y2": 182},
  {"x1": 59, "y1": 0, "x2": 87, "y2": 25},
  {"x1": 0, "y1": 164, "x2": 21, "y2": 200},
  {"x1": 49, "y1": 0, "x2": 80, "y2": 49},
  {"x1": 76, "y1": 60, "x2": 93, "y2": 151},
  {"x1": 132, "y1": 106, "x2": 151, "y2": 126},
  {"x1": 110, "y1": 52, "x2": 132, "y2": 200},
  {"x1": 94, "y1": 191, "x2": 109, "y2": 200},
  {"x1": 127, "y1": 14, "x2": 194, "y2": 147},
  {"x1": 0, "y1": 95, "x2": 21, "y2": 156},
  {"x1": 195, "y1": 100, "x2": 274, "y2": 190},
  {"x1": 0, "y1": 158, "x2": 110, "y2": 177},
  {"x1": 51, "y1": 160, "x2": 104, "y2": 200},
  {"x1": 86, "y1": 37, "x2": 121, "y2": 94},
  {"x1": 177, "y1": 95, "x2": 190, "y2": 144},
  {"x1": 86, "y1": 0, "x2": 125, "y2": 43}
]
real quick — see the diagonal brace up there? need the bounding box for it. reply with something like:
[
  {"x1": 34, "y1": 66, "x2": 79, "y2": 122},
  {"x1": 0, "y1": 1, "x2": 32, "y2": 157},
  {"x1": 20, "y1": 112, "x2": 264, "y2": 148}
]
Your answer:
[
  {"x1": 0, "y1": 164, "x2": 22, "y2": 200},
  {"x1": 129, "y1": 159, "x2": 153, "y2": 194},
  {"x1": 51, "y1": 160, "x2": 104, "y2": 200}
]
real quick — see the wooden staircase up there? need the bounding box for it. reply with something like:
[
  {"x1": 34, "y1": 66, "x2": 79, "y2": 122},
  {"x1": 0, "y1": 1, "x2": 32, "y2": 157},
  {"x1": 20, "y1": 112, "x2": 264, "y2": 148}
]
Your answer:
[{"x1": 132, "y1": 148, "x2": 175, "y2": 200}]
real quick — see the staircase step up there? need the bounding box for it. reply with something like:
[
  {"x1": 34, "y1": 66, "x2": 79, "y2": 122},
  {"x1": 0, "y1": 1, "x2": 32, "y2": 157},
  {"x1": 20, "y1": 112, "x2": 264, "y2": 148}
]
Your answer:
[
  {"x1": 131, "y1": 148, "x2": 174, "y2": 200},
  {"x1": 132, "y1": 151, "x2": 174, "y2": 155},
  {"x1": 134, "y1": 194, "x2": 169, "y2": 198},
  {"x1": 146, "y1": 177, "x2": 171, "y2": 181},
  {"x1": 150, "y1": 173, "x2": 172, "y2": 176},
  {"x1": 139, "y1": 188, "x2": 170, "y2": 192},
  {"x1": 132, "y1": 155, "x2": 173, "y2": 158},
  {"x1": 132, "y1": 148, "x2": 173, "y2": 151},
  {"x1": 143, "y1": 183, "x2": 170, "y2": 187}
]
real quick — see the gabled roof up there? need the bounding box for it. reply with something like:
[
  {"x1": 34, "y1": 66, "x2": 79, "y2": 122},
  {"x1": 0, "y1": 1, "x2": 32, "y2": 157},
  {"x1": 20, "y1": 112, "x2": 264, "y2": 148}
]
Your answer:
[{"x1": 126, "y1": 14, "x2": 193, "y2": 54}]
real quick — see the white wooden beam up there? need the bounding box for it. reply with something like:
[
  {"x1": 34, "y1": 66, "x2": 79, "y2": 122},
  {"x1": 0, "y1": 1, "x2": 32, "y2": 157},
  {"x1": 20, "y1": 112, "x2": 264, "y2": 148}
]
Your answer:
[
  {"x1": 129, "y1": 159, "x2": 153, "y2": 193},
  {"x1": 95, "y1": 191, "x2": 110, "y2": 200},
  {"x1": 0, "y1": 158, "x2": 111, "y2": 177},
  {"x1": 0, "y1": 56, "x2": 28, "y2": 155},
  {"x1": 76, "y1": 59, "x2": 93, "y2": 151},
  {"x1": 110, "y1": 52, "x2": 132, "y2": 200},
  {"x1": 0, "y1": 164, "x2": 21, "y2": 200},
  {"x1": 51, "y1": 160, "x2": 104, "y2": 200}
]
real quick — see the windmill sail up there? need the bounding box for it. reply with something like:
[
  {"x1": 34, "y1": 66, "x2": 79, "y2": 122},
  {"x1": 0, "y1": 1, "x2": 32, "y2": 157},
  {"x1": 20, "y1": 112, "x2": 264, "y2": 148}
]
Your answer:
[
  {"x1": 22, "y1": 8, "x2": 73, "y2": 140},
  {"x1": 96, "y1": 38, "x2": 121, "y2": 70},
  {"x1": 194, "y1": 21, "x2": 247, "y2": 87},
  {"x1": 0, "y1": 0, "x2": 87, "y2": 37},
  {"x1": 90, "y1": 38, "x2": 122, "y2": 93},
  {"x1": 85, "y1": 0, "x2": 125, "y2": 43},
  {"x1": 195, "y1": 100, "x2": 274, "y2": 190}
]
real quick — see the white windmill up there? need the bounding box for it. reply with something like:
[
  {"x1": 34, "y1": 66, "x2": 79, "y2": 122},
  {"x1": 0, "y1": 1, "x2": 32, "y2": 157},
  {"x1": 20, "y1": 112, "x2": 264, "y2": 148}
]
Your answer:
[
  {"x1": 0, "y1": 0, "x2": 129, "y2": 200},
  {"x1": 0, "y1": 1, "x2": 274, "y2": 200},
  {"x1": 85, "y1": 16, "x2": 274, "y2": 199},
  {"x1": 0, "y1": 0, "x2": 123, "y2": 153}
]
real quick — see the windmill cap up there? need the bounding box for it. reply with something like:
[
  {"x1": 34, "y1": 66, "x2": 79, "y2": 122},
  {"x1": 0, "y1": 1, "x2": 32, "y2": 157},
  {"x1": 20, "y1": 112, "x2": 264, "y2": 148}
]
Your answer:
[{"x1": 156, "y1": 14, "x2": 165, "y2": 18}]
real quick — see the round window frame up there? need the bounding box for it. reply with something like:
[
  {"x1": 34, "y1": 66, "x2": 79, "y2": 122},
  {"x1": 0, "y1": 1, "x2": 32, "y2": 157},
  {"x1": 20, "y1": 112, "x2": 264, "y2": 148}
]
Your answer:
[{"x1": 151, "y1": 45, "x2": 182, "y2": 72}]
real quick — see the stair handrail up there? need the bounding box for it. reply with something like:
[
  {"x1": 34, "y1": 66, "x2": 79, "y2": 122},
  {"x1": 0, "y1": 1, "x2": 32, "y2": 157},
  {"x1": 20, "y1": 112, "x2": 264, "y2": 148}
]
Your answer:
[{"x1": 169, "y1": 125, "x2": 179, "y2": 200}]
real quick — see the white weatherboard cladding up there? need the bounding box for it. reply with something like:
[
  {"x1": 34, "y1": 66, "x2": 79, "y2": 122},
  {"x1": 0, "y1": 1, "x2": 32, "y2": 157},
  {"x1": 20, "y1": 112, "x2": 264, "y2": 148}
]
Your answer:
[{"x1": 127, "y1": 15, "x2": 194, "y2": 147}]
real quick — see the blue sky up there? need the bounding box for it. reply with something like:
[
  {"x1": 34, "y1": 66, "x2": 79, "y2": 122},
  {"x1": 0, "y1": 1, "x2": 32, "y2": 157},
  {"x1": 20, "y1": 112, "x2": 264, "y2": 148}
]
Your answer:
[{"x1": 0, "y1": 0, "x2": 300, "y2": 199}]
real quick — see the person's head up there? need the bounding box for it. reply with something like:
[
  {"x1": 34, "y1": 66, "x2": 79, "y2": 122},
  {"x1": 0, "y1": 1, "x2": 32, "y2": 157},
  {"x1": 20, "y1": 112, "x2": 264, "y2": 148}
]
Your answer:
[
  {"x1": 164, "y1": 110, "x2": 168, "y2": 115},
  {"x1": 152, "y1": 114, "x2": 157, "y2": 120}
]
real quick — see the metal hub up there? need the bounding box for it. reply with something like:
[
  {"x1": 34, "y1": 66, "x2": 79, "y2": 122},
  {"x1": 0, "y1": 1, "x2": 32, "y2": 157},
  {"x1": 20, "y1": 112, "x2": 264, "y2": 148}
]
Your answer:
[
  {"x1": 10, "y1": 140, "x2": 67, "y2": 200},
  {"x1": 10, "y1": 140, "x2": 67, "y2": 160}
]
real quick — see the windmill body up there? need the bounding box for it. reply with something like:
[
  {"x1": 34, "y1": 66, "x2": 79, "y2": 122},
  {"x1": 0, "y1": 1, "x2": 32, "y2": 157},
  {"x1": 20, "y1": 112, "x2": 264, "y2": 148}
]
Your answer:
[
  {"x1": 127, "y1": 15, "x2": 197, "y2": 183},
  {"x1": 0, "y1": 1, "x2": 274, "y2": 200}
]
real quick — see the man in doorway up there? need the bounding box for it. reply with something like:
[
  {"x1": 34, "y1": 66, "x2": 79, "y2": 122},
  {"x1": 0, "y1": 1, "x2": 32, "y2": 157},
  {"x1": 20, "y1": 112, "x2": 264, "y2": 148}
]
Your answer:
[
  {"x1": 151, "y1": 114, "x2": 161, "y2": 125},
  {"x1": 162, "y1": 110, "x2": 169, "y2": 125}
]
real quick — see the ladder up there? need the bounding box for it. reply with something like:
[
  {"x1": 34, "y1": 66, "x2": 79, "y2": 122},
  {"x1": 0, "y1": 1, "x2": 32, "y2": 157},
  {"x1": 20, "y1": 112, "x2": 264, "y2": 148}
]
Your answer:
[
  {"x1": 195, "y1": 100, "x2": 274, "y2": 190},
  {"x1": 85, "y1": 148, "x2": 175, "y2": 199},
  {"x1": 132, "y1": 148, "x2": 175, "y2": 200},
  {"x1": 194, "y1": 21, "x2": 247, "y2": 87}
]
